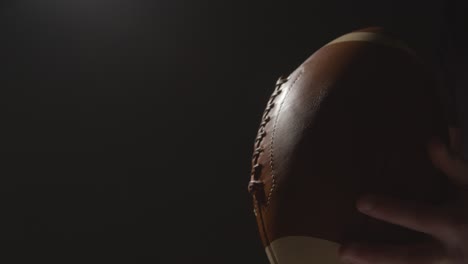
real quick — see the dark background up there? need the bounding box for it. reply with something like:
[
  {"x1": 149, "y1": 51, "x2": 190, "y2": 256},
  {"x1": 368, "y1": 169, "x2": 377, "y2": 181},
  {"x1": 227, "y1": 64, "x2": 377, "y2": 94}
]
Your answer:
[{"x1": 0, "y1": 0, "x2": 465, "y2": 263}]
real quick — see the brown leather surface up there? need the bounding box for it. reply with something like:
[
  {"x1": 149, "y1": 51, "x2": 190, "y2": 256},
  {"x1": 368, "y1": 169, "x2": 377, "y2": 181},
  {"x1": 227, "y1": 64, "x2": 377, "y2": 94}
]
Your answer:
[{"x1": 249, "y1": 28, "x2": 454, "y2": 250}]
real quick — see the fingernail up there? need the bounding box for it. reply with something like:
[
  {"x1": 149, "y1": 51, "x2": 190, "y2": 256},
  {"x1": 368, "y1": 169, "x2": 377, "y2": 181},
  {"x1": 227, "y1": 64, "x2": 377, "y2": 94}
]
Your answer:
[{"x1": 357, "y1": 195, "x2": 376, "y2": 212}]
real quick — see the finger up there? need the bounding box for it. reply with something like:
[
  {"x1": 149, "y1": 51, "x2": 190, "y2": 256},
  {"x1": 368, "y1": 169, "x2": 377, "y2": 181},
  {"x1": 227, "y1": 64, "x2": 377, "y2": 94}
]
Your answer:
[
  {"x1": 338, "y1": 241, "x2": 446, "y2": 264},
  {"x1": 356, "y1": 195, "x2": 459, "y2": 243},
  {"x1": 428, "y1": 138, "x2": 468, "y2": 186}
]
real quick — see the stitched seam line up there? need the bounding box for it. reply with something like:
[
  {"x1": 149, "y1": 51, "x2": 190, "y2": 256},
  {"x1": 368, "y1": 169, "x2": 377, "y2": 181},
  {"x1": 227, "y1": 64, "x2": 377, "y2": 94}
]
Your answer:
[{"x1": 267, "y1": 69, "x2": 304, "y2": 207}]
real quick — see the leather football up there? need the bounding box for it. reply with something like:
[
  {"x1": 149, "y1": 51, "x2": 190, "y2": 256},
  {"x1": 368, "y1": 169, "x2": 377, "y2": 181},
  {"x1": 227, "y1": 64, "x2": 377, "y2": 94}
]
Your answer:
[{"x1": 248, "y1": 27, "x2": 453, "y2": 264}]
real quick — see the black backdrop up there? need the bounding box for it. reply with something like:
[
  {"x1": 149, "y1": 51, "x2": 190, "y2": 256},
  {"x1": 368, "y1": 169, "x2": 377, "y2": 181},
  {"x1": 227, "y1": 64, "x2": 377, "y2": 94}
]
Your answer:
[{"x1": 0, "y1": 0, "x2": 459, "y2": 263}]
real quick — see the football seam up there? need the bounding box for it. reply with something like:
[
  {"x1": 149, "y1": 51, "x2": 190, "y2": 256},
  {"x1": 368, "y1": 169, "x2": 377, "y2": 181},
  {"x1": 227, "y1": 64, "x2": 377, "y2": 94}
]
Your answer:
[{"x1": 267, "y1": 69, "x2": 305, "y2": 207}]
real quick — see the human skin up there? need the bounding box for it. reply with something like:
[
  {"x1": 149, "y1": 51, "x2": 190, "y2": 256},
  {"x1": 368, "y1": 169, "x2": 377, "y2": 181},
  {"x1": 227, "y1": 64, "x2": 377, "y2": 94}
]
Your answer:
[{"x1": 339, "y1": 127, "x2": 468, "y2": 264}]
